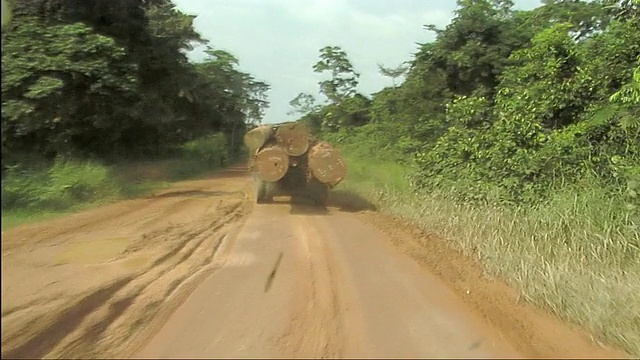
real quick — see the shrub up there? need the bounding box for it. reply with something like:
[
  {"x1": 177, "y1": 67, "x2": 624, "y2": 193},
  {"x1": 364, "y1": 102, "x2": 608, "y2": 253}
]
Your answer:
[
  {"x1": 1, "y1": 159, "x2": 120, "y2": 210},
  {"x1": 181, "y1": 133, "x2": 229, "y2": 168}
]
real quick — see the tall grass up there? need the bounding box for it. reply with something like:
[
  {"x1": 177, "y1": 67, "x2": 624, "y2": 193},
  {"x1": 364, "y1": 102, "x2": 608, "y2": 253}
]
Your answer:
[
  {"x1": 1, "y1": 160, "x2": 124, "y2": 230},
  {"x1": 173, "y1": 133, "x2": 230, "y2": 180},
  {"x1": 339, "y1": 154, "x2": 640, "y2": 357},
  {"x1": 1, "y1": 133, "x2": 234, "y2": 230},
  {"x1": 2, "y1": 159, "x2": 122, "y2": 211}
]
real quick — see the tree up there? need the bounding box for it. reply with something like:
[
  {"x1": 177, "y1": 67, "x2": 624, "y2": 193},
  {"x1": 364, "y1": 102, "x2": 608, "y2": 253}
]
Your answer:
[
  {"x1": 2, "y1": 0, "x2": 12, "y2": 30},
  {"x1": 377, "y1": 62, "x2": 408, "y2": 87},
  {"x1": 288, "y1": 92, "x2": 318, "y2": 116},
  {"x1": 312, "y1": 45, "x2": 360, "y2": 104},
  {"x1": 243, "y1": 76, "x2": 271, "y2": 125},
  {"x1": 604, "y1": 0, "x2": 640, "y2": 22},
  {"x1": 418, "y1": 0, "x2": 535, "y2": 98},
  {"x1": 1, "y1": 17, "x2": 138, "y2": 158},
  {"x1": 1, "y1": 0, "x2": 270, "y2": 162},
  {"x1": 534, "y1": 0, "x2": 613, "y2": 40}
]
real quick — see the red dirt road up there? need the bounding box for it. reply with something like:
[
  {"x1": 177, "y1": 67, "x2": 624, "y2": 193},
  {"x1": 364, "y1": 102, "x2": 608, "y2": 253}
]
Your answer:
[
  {"x1": 1, "y1": 166, "x2": 629, "y2": 359},
  {"x1": 135, "y1": 202, "x2": 523, "y2": 358}
]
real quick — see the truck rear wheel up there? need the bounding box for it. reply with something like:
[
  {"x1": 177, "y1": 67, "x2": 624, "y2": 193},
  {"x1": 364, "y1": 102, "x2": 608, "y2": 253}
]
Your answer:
[
  {"x1": 307, "y1": 180, "x2": 329, "y2": 207},
  {"x1": 256, "y1": 180, "x2": 273, "y2": 204}
]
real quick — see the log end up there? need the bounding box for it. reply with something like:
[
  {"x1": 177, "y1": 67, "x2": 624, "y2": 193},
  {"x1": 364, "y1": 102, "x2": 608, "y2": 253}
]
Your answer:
[
  {"x1": 308, "y1": 142, "x2": 347, "y2": 186},
  {"x1": 253, "y1": 145, "x2": 289, "y2": 182},
  {"x1": 275, "y1": 122, "x2": 310, "y2": 156},
  {"x1": 281, "y1": 136, "x2": 310, "y2": 156},
  {"x1": 244, "y1": 125, "x2": 274, "y2": 152}
]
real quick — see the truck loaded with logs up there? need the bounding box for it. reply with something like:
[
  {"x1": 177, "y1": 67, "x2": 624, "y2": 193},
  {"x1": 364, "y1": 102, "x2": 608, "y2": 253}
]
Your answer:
[{"x1": 243, "y1": 121, "x2": 347, "y2": 205}]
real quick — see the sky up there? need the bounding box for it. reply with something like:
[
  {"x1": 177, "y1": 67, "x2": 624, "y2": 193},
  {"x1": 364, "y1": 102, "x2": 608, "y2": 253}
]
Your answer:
[{"x1": 172, "y1": 0, "x2": 543, "y2": 124}]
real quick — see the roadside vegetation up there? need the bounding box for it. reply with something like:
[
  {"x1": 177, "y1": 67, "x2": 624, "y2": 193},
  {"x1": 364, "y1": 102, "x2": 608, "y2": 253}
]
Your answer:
[
  {"x1": 1, "y1": 0, "x2": 264, "y2": 228},
  {"x1": 1, "y1": 134, "x2": 238, "y2": 229},
  {"x1": 290, "y1": 0, "x2": 640, "y2": 356}
]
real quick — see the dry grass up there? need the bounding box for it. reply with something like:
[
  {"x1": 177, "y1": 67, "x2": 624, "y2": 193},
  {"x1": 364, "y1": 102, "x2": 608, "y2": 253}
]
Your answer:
[{"x1": 338, "y1": 155, "x2": 640, "y2": 357}]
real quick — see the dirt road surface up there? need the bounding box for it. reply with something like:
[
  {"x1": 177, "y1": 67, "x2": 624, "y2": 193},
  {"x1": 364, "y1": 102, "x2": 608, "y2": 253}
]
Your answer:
[{"x1": 1, "y1": 166, "x2": 630, "y2": 359}]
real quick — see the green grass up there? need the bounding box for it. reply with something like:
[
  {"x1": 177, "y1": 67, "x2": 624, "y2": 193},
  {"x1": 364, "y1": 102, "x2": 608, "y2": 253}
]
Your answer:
[
  {"x1": 0, "y1": 161, "x2": 219, "y2": 231},
  {"x1": 337, "y1": 153, "x2": 640, "y2": 357},
  {"x1": 1, "y1": 161, "x2": 163, "y2": 231},
  {"x1": 1, "y1": 134, "x2": 235, "y2": 230},
  {"x1": 2, "y1": 209, "x2": 73, "y2": 230},
  {"x1": 339, "y1": 153, "x2": 411, "y2": 194}
]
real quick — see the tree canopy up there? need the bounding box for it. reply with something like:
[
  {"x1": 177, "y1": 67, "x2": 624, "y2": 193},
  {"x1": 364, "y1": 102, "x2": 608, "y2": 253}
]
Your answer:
[
  {"x1": 1, "y1": 0, "x2": 270, "y2": 163},
  {"x1": 293, "y1": 0, "x2": 640, "y2": 212}
]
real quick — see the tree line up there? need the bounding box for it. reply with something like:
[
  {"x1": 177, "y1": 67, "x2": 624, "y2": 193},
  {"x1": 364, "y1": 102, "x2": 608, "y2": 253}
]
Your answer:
[
  {"x1": 291, "y1": 0, "x2": 639, "y2": 214},
  {"x1": 1, "y1": 0, "x2": 270, "y2": 165}
]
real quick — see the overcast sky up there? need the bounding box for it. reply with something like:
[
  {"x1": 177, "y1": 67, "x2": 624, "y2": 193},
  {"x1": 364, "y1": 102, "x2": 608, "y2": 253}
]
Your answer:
[{"x1": 172, "y1": 0, "x2": 542, "y2": 124}]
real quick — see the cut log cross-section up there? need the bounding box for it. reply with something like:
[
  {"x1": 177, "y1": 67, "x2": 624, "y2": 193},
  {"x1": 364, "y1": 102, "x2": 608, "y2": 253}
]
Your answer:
[
  {"x1": 275, "y1": 122, "x2": 310, "y2": 156},
  {"x1": 243, "y1": 125, "x2": 274, "y2": 155},
  {"x1": 308, "y1": 141, "x2": 347, "y2": 187},
  {"x1": 253, "y1": 144, "x2": 290, "y2": 182}
]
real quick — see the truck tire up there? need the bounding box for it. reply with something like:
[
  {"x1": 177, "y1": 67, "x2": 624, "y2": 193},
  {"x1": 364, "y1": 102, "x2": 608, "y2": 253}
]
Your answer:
[
  {"x1": 307, "y1": 180, "x2": 329, "y2": 207},
  {"x1": 256, "y1": 180, "x2": 273, "y2": 204}
]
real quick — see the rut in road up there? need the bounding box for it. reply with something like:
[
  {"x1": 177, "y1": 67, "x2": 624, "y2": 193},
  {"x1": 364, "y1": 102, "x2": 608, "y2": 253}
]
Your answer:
[
  {"x1": 141, "y1": 200, "x2": 618, "y2": 359},
  {"x1": 1, "y1": 169, "x2": 253, "y2": 359},
  {"x1": 273, "y1": 215, "x2": 348, "y2": 358},
  {"x1": 136, "y1": 196, "x2": 629, "y2": 359}
]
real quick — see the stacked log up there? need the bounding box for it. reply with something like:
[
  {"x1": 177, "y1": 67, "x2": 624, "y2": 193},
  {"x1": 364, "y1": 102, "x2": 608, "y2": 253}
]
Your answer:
[
  {"x1": 244, "y1": 121, "x2": 346, "y2": 187},
  {"x1": 243, "y1": 125, "x2": 273, "y2": 156},
  {"x1": 274, "y1": 121, "x2": 310, "y2": 156},
  {"x1": 252, "y1": 144, "x2": 289, "y2": 182},
  {"x1": 307, "y1": 141, "x2": 347, "y2": 187}
]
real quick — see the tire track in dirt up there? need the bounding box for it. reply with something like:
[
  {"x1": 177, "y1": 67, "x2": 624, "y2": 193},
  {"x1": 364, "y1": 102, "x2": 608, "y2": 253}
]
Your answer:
[
  {"x1": 43, "y1": 201, "x2": 248, "y2": 359},
  {"x1": 135, "y1": 203, "x2": 299, "y2": 358},
  {"x1": 136, "y1": 202, "x2": 524, "y2": 358},
  {"x1": 2, "y1": 197, "x2": 163, "y2": 253},
  {"x1": 1, "y1": 167, "x2": 254, "y2": 359},
  {"x1": 274, "y1": 215, "x2": 347, "y2": 358},
  {"x1": 2, "y1": 277, "x2": 134, "y2": 359}
]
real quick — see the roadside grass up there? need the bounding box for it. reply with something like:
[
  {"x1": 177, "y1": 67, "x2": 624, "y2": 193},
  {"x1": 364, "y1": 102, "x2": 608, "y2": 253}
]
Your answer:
[
  {"x1": 337, "y1": 153, "x2": 411, "y2": 195},
  {"x1": 1, "y1": 134, "x2": 235, "y2": 230},
  {"x1": 2, "y1": 209, "x2": 79, "y2": 230},
  {"x1": 336, "y1": 153, "x2": 640, "y2": 357}
]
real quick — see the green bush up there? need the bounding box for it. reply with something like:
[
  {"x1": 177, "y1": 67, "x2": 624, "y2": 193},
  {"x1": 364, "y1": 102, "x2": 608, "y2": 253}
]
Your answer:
[
  {"x1": 320, "y1": 122, "x2": 418, "y2": 165},
  {"x1": 1, "y1": 133, "x2": 234, "y2": 214},
  {"x1": 2, "y1": 159, "x2": 121, "y2": 210},
  {"x1": 181, "y1": 133, "x2": 229, "y2": 168},
  {"x1": 154, "y1": 133, "x2": 231, "y2": 181}
]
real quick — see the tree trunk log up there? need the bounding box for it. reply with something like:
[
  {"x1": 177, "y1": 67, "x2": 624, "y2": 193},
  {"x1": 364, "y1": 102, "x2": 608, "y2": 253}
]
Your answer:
[
  {"x1": 243, "y1": 125, "x2": 274, "y2": 155},
  {"x1": 307, "y1": 141, "x2": 347, "y2": 186},
  {"x1": 253, "y1": 144, "x2": 289, "y2": 182},
  {"x1": 274, "y1": 122, "x2": 310, "y2": 156}
]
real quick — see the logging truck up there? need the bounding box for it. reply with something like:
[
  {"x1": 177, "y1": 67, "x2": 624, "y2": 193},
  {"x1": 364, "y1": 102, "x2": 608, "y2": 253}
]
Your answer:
[{"x1": 243, "y1": 121, "x2": 347, "y2": 206}]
